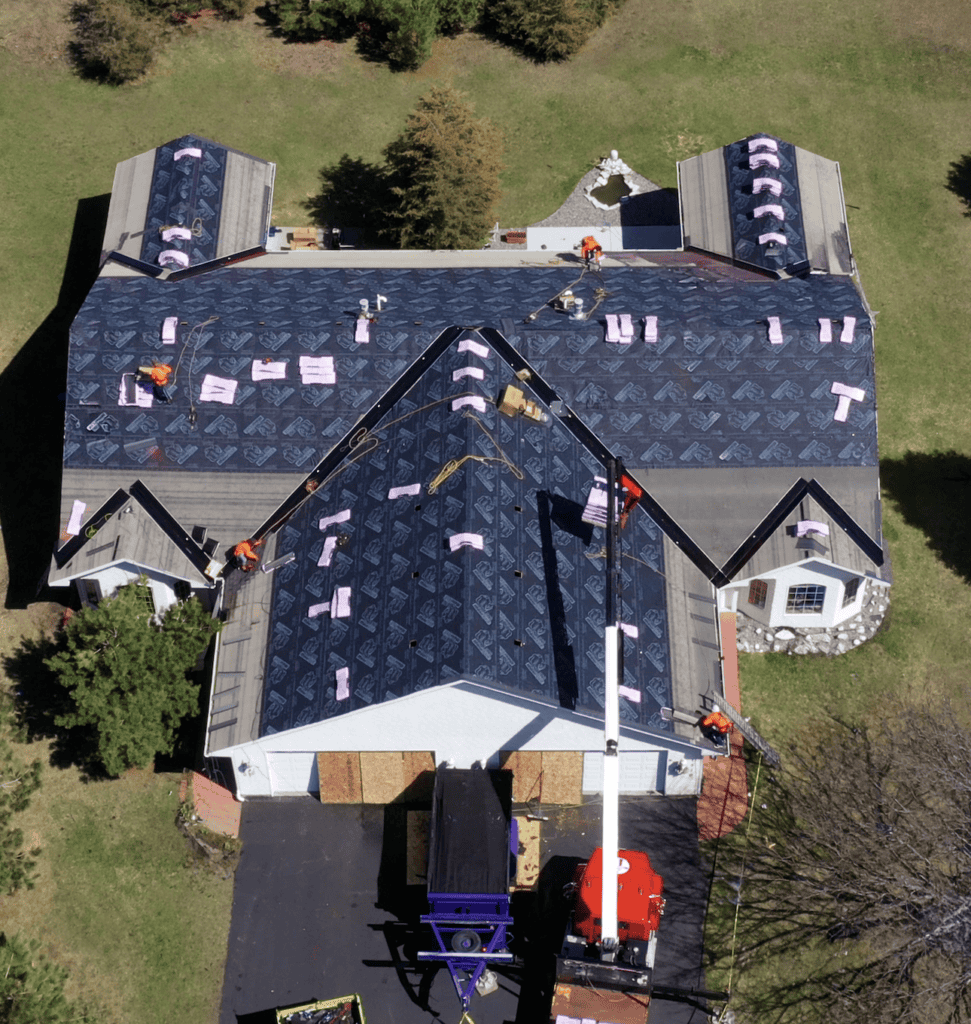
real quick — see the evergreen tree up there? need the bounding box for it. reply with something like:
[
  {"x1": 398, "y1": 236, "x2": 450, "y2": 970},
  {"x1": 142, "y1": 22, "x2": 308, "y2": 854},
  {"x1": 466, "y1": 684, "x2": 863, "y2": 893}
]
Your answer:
[
  {"x1": 0, "y1": 741, "x2": 41, "y2": 896},
  {"x1": 379, "y1": 0, "x2": 440, "y2": 70},
  {"x1": 273, "y1": 0, "x2": 363, "y2": 40},
  {"x1": 484, "y1": 0, "x2": 620, "y2": 61},
  {"x1": 383, "y1": 86, "x2": 503, "y2": 249},
  {"x1": 0, "y1": 933, "x2": 74, "y2": 1024},
  {"x1": 45, "y1": 582, "x2": 220, "y2": 777}
]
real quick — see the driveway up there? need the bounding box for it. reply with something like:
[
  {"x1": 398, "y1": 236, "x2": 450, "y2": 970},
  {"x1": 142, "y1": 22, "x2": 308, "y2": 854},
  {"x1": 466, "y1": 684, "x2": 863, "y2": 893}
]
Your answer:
[{"x1": 219, "y1": 795, "x2": 710, "y2": 1024}]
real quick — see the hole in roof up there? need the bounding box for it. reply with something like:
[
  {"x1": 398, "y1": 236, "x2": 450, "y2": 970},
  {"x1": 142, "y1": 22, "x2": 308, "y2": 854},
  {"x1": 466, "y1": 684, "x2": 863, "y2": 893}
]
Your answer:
[
  {"x1": 514, "y1": 570, "x2": 523, "y2": 578},
  {"x1": 414, "y1": 321, "x2": 422, "y2": 325},
  {"x1": 514, "y1": 505, "x2": 522, "y2": 512},
  {"x1": 513, "y1": 638, "x2": 525, "y2": 647},
  {"x1": 412, "y1": 571, "x2": 420, "y2": 578},
  {"x1": 414, "y1": 504, "x2": 421, "y2": 512},
  {"x1": 409, "y1": 639, "x2": 417, "y2": 648}
]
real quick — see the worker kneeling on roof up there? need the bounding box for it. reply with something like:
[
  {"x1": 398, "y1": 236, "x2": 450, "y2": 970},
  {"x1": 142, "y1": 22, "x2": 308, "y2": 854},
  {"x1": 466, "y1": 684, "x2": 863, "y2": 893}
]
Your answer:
[
  {"x1": 700, "y1": 705, "x2": 733, "y2": 747},
  {"x1": 233, "y1": 537, "x2": 263, "y2": 572},
  {"x1": 136, "y1": 361, "x2": 173, "y2": 388}
]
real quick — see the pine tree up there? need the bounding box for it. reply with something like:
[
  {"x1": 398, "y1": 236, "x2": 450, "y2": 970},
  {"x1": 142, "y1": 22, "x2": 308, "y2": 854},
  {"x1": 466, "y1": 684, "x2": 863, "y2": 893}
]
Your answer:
[
  {"x1": 45, "y1": 581, "x2": 220, "y2": 777},
  {"x1": 383, "y1": 86, "x2": 503, "y2": 250},
  {"x1": 0, "y1": 741, "x2": 42, "y2": 896},
  {"x1": 273, "y1": 0, "x2": 364, "y2": 40},
  {"x1": 0, "y1": 933, "x2": 74, "y2": 1024}
]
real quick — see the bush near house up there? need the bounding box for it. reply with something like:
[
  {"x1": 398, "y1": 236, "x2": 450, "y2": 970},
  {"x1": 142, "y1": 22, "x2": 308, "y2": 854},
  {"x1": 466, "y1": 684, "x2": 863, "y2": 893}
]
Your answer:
[{"x1": 44, "y1": 582, "x2": 220, "y2": 777}]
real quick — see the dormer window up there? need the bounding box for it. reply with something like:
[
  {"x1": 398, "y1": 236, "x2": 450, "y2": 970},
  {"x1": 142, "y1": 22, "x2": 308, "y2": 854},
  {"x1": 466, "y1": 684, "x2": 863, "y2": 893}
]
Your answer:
[
  {"x1": 786, "y1": 584, "x2": 825, "y2": 614},
  {"x1": 842, "y1": 577, "x2": 861, "y2": 608}
]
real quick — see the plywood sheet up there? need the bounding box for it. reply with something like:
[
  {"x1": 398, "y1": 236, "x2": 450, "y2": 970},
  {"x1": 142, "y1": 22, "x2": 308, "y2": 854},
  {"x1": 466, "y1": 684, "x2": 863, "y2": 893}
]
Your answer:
[
  {"x1": 500, "y1": 750, "x2": 543, "y2": 803},
  {"x1": 359, "y1": 751, "x2": 435, "y2": 804},
  {"x1": 316, "y1": 752, "x2": 362, "y2": 804},
  {"x1": 541, "y1": 751, "x2": 583, "y2": 806},
  {"x1": 550, "y1": 982, "x2": 650, "y2": 1024}
]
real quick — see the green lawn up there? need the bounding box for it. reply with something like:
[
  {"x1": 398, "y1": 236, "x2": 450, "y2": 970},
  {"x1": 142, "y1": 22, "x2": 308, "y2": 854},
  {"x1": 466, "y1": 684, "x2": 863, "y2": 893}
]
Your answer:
[{"x1": 1, "y1": 0, "x2": 970, "y2": 1021}]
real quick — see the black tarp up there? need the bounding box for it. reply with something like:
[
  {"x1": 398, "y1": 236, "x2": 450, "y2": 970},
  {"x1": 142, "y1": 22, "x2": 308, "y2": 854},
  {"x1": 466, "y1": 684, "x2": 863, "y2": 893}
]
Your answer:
[{"x1": 427, "y1": 769, "x2": 512, "y2": 896}]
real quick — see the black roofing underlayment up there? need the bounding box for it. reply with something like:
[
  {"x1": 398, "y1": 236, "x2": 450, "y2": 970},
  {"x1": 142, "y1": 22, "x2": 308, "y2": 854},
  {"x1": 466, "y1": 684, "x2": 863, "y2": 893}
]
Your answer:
[
  {"x1": 724, "y1": 135, "x2": 807, "y2": 274},
  {"x1": 259, "y1": 329, "x2": 673, "y2": 736},
  {"x1": 64, "y1": 265, "x2": 875, "y2": 479},
  {"x1": 140, "y1": 134, "x2": 226, "y2": 267}
]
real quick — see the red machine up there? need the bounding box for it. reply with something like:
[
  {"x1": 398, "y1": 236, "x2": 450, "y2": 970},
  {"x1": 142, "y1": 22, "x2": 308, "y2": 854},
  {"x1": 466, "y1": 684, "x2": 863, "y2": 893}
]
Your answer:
[{"x1": 573, "y1": 848, "x2": 665, "y2": 947}]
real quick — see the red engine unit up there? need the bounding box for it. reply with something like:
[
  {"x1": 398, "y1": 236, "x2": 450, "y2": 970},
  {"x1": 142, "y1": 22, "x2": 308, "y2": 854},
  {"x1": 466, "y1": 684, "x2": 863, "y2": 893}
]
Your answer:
[{"x1": 573, "y1": 847, "x2": 665, "y2": 945}]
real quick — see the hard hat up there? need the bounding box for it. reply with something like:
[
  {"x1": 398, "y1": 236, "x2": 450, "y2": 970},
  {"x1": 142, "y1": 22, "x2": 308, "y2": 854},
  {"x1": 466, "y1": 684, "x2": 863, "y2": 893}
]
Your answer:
[{"x1": 712, "y1": 704, "x2": 720, "y2": 713}]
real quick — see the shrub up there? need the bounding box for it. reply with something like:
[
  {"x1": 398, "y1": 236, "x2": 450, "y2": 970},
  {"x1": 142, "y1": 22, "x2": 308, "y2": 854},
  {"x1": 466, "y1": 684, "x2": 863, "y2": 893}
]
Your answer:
[
  {"x1": 70, "y1": 0, "x2": 164, "y2": 83},
  {"x1": 484, "y1": 0, "x2": 622, "y2": 61}
]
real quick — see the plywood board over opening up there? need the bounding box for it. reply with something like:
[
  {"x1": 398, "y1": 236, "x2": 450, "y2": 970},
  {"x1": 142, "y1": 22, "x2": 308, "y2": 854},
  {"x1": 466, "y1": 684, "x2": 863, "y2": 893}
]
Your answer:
[
  {"x1": 360, "y1": 751, "x2": 435, "y2": 804},
  {"x1": 541, "y1": 751, "x2": 584, "y2": 806},
  {"x1": 317, "y1": 752, "x2": 362, "y2": 804},
  {"x1": 499, "y1": 750, "x2": 543, "y2": 803}
]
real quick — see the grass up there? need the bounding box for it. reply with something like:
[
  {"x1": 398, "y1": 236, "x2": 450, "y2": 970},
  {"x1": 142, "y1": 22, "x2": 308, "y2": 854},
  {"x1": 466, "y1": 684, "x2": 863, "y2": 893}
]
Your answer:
[{"x1": 1, "y1": 0, "x2": 970, "y2": 1020}]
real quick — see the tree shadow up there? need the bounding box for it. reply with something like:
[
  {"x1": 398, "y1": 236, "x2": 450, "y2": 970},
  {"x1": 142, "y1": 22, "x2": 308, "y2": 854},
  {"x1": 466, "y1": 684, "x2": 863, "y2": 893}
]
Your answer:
[
  {"x1": 303, "y1": 155, "x2": 396, "y2": 249},
  {"x1": 2, "y1": 633, "x2": 105, "y2": 776},
  {"x1": 880, "y1": 450, "x2": 971, "y2": 583},
  {"x1": 945, "y1": 154, "x2": 971, "y2": 217},
  {"x1": 0, "y1": 194, "x2": 110, "y2": 609}
]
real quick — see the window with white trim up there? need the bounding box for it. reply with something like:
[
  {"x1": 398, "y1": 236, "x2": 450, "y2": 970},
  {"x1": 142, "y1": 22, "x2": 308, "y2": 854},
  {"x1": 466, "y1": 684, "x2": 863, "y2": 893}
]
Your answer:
[{"x1": 786, "y1": 584, "x2": 825, "y2": 614}]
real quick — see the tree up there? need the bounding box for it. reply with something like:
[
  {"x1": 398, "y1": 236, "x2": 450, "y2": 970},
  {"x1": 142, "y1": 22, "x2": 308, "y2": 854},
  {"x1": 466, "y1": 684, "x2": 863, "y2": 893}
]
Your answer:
[
  {"x1": 383, "y1": 86, "x2": 503, "y2": 249},
  {"x1": 714, "y1": 701, "x2": 971, "y2": 1024},
  {"x1": 0, "y1": 740, "x2": 41, "y2": 896},
  {"x1": 70, "y1": 0, "x2": 164, "y2": 83},
  {"x1": 483, "y1": 0, "x2": 621, "y2": 61},
  {"x1": 45, "y1": 582, "x2": 220, "y2": 777},
  {"x1": 0, "y1": 933, "x2": 76, "y2": 1024},
  {"x1": 273, "y1": 0, "x2": 363, "y2": 40}
]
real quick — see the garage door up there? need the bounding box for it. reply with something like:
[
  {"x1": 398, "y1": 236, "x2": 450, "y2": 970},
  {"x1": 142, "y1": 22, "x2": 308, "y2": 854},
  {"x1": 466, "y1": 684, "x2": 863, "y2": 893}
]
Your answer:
[
  {"x1": 266, "y1": 752, "x2": 319, "y2": 795},
  {"x1": 582, "y1": 751, "x2": 664, "y2": 795}
]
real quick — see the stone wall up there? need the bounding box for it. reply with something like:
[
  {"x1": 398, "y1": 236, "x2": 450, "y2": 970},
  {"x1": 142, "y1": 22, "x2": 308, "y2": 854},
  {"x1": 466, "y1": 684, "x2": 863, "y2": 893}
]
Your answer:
[{"x1": 735, "y1": 581, "x2": 890, "y2": 656}]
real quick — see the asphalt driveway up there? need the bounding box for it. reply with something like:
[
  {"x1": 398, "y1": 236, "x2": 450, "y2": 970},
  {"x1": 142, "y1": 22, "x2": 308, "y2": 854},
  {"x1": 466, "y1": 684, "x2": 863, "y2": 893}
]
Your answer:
[{"x1": 219, "y1": 795, "x2": 711, "y2": 1024}]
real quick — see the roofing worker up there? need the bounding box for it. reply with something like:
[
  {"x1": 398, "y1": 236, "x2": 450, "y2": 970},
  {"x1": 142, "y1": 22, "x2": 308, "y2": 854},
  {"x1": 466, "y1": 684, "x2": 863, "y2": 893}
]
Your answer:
[
  {"x1": 136, "y1": 361, "x2": 173, "y2": 388},
  {"x1": 233, "y1": 537, "x2": 263, "y2": 572},
  {"x1": 700, "y1": 705, "x2": 733, "y2": 746},
  {"x1": 580, "y1": 235, "x2": 603, "y2": 266}
]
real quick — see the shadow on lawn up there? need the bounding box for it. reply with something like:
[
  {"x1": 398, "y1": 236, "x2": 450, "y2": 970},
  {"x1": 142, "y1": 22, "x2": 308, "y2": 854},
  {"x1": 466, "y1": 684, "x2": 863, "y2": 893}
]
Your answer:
[
  {"x1": 945, "y1": 153, "x2": 971, "y2": 217},
  {"x1": 0, "y1": 194, "x2": 110, "y2": 609},
  {"x1": 2, "y1": 631, "x2": 105, "y2": 777},
  {"x1": 881, "y1": 450, "x2": 971, "y2": 584}
]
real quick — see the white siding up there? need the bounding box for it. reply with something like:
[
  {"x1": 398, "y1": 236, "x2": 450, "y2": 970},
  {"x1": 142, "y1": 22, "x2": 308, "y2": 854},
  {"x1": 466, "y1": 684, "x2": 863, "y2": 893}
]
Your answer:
[{"x1": 583, "y1": 751, "x2": 664, "y2": 795}]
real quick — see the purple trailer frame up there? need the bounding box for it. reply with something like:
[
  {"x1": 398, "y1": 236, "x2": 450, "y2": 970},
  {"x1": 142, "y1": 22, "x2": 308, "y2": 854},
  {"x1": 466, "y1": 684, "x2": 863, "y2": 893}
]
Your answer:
[{"x1": 418, "y1": 891, "x2": 515, "y2": 1011}]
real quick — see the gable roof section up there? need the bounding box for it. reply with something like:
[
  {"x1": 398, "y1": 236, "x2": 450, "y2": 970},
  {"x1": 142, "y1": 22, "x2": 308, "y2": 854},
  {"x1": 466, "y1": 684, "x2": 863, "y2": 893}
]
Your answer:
[
  {"x1": 635, "y1": 464, "x2": 882, "y2": 581},
  {"x1": 256, "y1": 327, "x2": 681, "y2": 741},
  {"x1": 50, "y1": 479, "x2": 213, "y2": 585},
  {"x1": 102, "y1": 134, "x2": 275, "y2": 273},
  {"x1": 679, "y1": 134, "x2": 852, "y2": 275}
]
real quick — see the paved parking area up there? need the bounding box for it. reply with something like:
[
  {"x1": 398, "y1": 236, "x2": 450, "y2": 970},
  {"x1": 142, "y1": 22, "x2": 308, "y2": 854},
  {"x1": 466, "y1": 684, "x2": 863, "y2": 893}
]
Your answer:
[{"x1": 219, "y1": 795, "x2": 711, "y2": 1024}]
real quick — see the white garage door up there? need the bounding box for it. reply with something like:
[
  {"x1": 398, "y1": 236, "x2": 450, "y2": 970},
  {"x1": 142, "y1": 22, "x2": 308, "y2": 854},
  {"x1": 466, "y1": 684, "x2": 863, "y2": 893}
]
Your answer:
[
  {"x1": 582, "y1": 751, "x2": 664, "y2": 795},
  {"x1": 266, "y1": 751, "x2": 318, "y2": 795}
]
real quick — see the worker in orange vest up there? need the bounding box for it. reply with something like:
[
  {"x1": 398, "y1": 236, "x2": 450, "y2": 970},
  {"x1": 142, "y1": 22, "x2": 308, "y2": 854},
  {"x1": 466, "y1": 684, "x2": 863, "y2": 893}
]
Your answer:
[
  {"x1": 136, "y1": 362, "x2": 173, "y2": 388},
  {"x1": 700, "y1": 705, "x2": 733, "y2": 746},
  {"x1": 580, "y1": 235, "x2": 603, "y2": 265},
  {"x1": 233, "y1": 537, "x2": 263, "y2": 572}
]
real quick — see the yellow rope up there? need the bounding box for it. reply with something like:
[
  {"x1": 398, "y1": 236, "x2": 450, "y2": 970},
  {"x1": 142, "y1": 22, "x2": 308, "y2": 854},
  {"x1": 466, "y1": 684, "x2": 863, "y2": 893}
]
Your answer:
[{"x1": 726, "y1": 751, "x2": 763, "y2": 996}]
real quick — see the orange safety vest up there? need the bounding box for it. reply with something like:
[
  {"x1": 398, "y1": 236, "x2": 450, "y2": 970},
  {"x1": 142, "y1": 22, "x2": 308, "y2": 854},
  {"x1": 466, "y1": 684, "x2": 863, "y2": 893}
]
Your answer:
[
  {"x1": 702, "y1": 711, "x2": 732, "y2": 734},
  {"x1": 234, "y1": 539, "x2": 261, "y2": 562},
  {"x1": 150, "y1": 363, "x2": 173, "y2": 387},
  {"x1": 581, "y1": 235, "x2": 602, "y2": 260}
]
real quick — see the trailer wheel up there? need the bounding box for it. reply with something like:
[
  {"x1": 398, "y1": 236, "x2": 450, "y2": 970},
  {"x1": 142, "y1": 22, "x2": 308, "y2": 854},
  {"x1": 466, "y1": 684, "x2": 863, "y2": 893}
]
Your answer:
[{"x1": 451, "y1": 929, "x2": 483, "y2": 953}]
